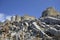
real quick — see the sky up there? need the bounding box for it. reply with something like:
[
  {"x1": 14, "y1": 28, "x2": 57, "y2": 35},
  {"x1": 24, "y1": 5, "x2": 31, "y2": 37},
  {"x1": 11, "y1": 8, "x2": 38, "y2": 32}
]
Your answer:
[{"x1": 0, "y1": 0, "x2": 60, "y2": 22}]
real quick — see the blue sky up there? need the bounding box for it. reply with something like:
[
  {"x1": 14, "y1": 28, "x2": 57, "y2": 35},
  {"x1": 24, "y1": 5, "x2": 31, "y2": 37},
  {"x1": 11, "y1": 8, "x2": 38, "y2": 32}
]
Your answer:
[{"x1": 0, "y1": 0, "x2": 60, "y2": 22}]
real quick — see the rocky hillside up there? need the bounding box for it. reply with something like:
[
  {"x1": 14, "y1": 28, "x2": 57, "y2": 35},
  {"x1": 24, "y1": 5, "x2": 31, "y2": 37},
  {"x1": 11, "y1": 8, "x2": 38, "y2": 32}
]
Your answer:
[{"x1": 0, "y1": 7, "x2": 60, "y2": 40}]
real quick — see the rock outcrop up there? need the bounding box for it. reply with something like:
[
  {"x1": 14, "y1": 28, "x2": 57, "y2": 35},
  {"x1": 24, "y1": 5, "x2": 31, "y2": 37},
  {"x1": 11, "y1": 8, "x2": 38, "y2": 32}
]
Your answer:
[
  {"x1": 0, "y1": 7, "x2": 60, "y2": 40},
  {"x1": 42, "y1": 7, "x2": 60, "y2": 17}
]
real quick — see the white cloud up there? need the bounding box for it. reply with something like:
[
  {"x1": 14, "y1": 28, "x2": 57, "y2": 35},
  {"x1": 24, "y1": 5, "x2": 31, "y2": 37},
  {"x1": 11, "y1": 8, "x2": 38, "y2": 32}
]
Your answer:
[
  {"x1": 1, "y1": 19, "x2": 5, "y2": 22},
  {"x1": 6, "y1": 16, "x2": 12, "y2": 21},
  {"x1": 0, "y1": 13, "x2": 5, "y2": 22},
  {"x1": 0, "y1": 13, "x2": 4, "y2": 19},
  {"x1": 0, "y1": 13, "x2": 12, "y2": 22}
]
